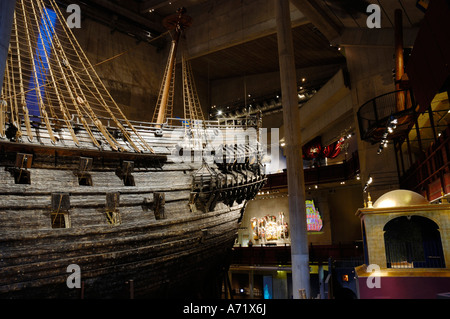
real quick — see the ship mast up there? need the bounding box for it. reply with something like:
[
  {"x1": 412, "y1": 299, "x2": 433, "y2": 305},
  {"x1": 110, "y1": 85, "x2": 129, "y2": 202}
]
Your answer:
[{"x1": 153, "y1": 7, "x2": 192, "y2": 126}]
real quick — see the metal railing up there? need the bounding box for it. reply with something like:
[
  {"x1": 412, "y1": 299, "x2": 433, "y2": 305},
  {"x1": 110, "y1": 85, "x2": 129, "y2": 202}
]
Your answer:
[
  {"x1": 385, "y1": 241, "x2": 446, "y2": 269},
  {"x1": 400, "y1": 125, "x2": 450, "y2": 199},
  {"x1": 357, "y1": 89, "x2": 416, "y2": 142}
]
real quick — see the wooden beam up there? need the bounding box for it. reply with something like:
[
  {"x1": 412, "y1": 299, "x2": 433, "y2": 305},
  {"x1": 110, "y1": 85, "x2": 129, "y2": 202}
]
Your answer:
[{"x1": 0, "y1": 141, "x2": 167, "y2": 163}]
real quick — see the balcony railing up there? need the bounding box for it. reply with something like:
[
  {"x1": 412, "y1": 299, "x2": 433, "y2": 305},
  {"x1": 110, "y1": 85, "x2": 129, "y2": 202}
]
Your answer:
[
  {"x1": 357, "y1": 89, "x2": 417, "y2": 143},
  {"x1": 231, "y1": 243, "x2": 363, "y2": 265},
  {"x1": 400, "y1": 125, "x2": 450, "y2": 201},
  {"x1": 263, "y1": 152, "x2": 359, "y2": 190}
]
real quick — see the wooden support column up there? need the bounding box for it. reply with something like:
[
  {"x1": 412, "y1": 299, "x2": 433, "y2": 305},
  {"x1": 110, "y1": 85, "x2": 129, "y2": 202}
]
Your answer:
[
  {"x1": 275, "y1": 0, "x2": 310, "y2": 299},
  {"x1": 395, "y1": 9, "x2": 405, "y2": 111},
  {"x1": 0, "y1": 0, "x2": 16, "y2": 91}
]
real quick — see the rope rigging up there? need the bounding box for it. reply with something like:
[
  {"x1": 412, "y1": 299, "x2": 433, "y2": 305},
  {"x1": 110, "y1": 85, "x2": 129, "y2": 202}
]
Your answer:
[{"x1": 1, "y1": 1, "x2": 207, "y2": 153}]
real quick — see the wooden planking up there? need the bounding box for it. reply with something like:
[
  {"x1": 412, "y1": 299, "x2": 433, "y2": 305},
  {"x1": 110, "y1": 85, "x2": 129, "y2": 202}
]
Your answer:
[
  {"x1": 0, "y1": 207, "x2": 242, "y2": 296},
  {"x1": 0, "y1": 119, "x2": 264, "y2": 297},
  {"x1": 0, "y1": 230, "x2": 238, "y2": 298}
]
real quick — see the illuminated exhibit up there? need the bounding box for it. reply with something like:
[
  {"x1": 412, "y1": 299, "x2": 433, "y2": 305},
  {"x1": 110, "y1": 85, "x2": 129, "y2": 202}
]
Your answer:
[{"x1": 0, "y1": 0, "x2": 449, "y2": 303}]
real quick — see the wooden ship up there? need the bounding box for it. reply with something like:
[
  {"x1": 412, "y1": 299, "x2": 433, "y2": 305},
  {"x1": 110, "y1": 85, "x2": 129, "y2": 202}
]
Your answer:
[{"x1": 0, "y1": 0, "x2": 266, "y2": 298}]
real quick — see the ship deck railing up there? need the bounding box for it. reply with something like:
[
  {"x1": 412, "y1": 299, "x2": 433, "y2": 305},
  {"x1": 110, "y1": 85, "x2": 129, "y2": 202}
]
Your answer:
[
  {"x1": 1, "y1": 111, "x2": 259, "y2": 133},
  {"x1": 1, "y1": 111, "x2": 263, "y2": 156}
]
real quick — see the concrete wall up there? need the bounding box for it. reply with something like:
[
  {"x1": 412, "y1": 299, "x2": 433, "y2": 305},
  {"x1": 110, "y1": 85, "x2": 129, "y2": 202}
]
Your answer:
[
  {"x1": 186, "y1": 0, "x2": 307, "y2": 59},
  {"x1": 344, "y1": 46, "x2": 400, "y2": 200},
  {"x1": 240, "y1": 183, "x2": 364, "y2": 247},
  {"x1": 325, "y1": 185, "x2": 365, "y2": 244},
  {"x1": 72, "y1": 18, "x2": 165, "y2": 122},
  {"x1": 240, "y1": 192, "x2": 332, "y2": 246},
  {"x1": 71, "y1": 17, "x2": 212, "y2": 123}
]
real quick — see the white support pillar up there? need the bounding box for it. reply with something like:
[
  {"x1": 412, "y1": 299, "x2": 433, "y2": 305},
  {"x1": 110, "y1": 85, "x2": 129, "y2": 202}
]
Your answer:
[{"x1": 275, "y1": 0, "x2": 310, "y2": 299}]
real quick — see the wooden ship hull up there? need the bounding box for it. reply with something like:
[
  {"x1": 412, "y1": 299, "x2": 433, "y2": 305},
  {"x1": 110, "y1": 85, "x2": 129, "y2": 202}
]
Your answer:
[
  {"x1": 0, "y1": 125, "x2": 265, "y2": 299},
  {"x1": 0, "y1": 1, "x2": 266, "y2": 298}
]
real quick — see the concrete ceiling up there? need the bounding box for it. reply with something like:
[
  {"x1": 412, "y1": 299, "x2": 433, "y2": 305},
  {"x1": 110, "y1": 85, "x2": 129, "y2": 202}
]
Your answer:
[
  {"x1": 56, "y1": 0, "x2": 346, "y2": 83},
  {"x1": 189, "y1": 22, "x2": 346, "y2": 80},
  {"x1": 57, "y1": 0, "x2": 425, "y2": 81},
  {"x1": 54, "y1": 0, "x2": 425, "y2": 119}
]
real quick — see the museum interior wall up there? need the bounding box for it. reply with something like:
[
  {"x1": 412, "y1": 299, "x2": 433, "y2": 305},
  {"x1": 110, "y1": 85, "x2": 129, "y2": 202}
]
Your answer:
[
  {"x1": 71, "y1": 17, "x2": 211, "y2": 123},
  {"x1": 238, "y1": 183, "x2": 363, "y2": 248},
  {"x1": 67, "y1": 3, "x2": 367, "y2": 250}
]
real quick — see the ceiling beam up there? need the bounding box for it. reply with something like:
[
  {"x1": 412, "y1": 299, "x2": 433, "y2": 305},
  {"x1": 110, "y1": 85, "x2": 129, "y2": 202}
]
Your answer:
[
  {"x1": 140, "y1": 0, "x2": 175, "y2": 14},
  {"x1": 331, "y1": 27, "x2": 419, "y2": 48},
  {"x1": 289, "y1": 0, "x2": 341, "y2": 42},
  {"x1": 87, "y1": 0, "x2": 165, "y2": 33},
  {"x1": 186, "y1": 1, "x2": 308, "y2": 61}
]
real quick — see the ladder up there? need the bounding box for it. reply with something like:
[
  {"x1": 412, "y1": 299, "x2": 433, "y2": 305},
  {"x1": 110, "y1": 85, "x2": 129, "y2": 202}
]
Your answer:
[
  {"x1": 152, "y1": 42, "x2": 176, "y2": 125},
  {"x1": 182, "y1": 51, "x2": 205, "y2": 125}
]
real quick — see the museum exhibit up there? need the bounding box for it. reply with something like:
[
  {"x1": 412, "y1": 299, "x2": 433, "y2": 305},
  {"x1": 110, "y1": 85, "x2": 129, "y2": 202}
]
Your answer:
[{"x1": 0, "y1": 0, "x2": 449, "y2": 301}]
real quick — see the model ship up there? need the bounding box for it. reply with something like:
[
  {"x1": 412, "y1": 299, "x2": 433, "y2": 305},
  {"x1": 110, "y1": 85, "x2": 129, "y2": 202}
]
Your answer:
[{"x1": 0, "y1": 0, "x2": 265, "y2": 298}]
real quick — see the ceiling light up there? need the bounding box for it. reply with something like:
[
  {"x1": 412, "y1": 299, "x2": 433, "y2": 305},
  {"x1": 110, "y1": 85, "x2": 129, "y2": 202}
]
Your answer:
[
  {"x1": 217, "y1": 110, "x2": 223, "y2": 116},
  {"x1": 302, "y1": 78, "x2": 306, "y2": 82}
]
